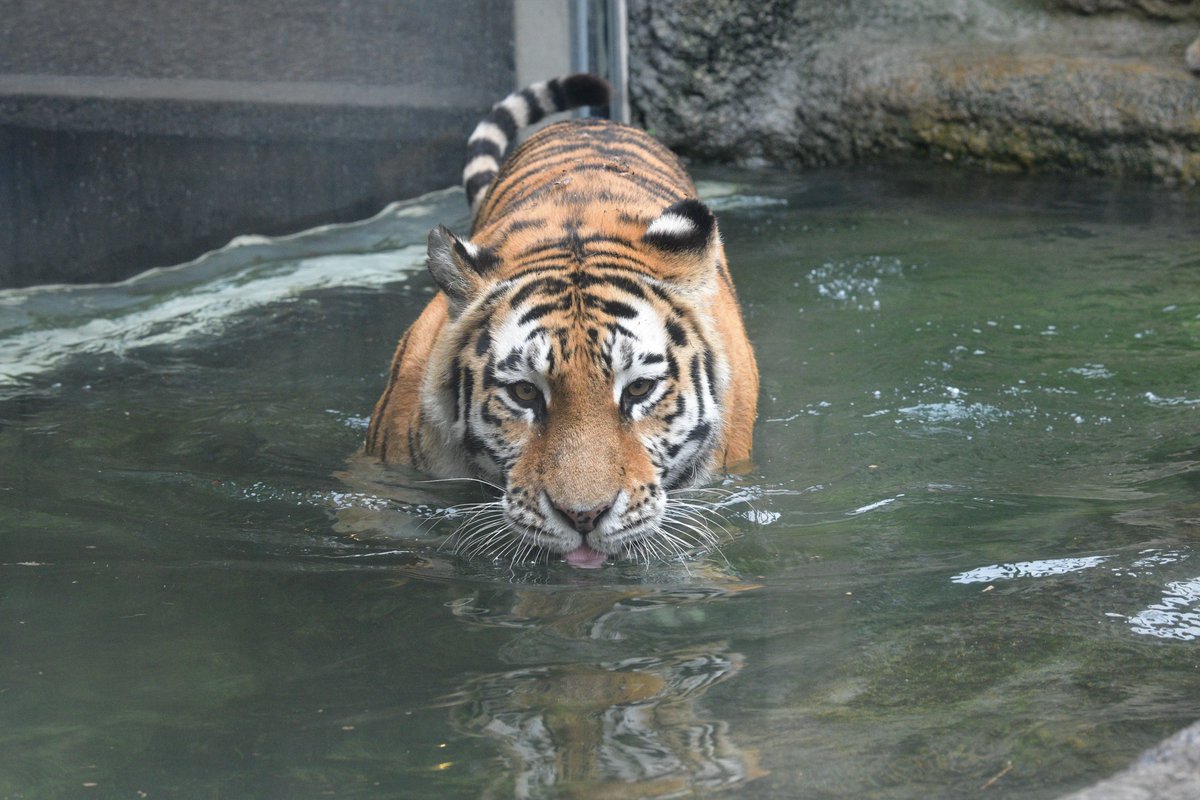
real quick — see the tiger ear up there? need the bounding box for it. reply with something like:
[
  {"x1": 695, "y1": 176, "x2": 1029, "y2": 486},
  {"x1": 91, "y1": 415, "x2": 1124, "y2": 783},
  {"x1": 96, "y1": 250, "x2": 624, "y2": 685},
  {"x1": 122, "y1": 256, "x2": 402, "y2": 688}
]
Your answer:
[
  {"x1": 426, "y1": 225, "x2": 498, "y2": 317},
  {"x1": 641, "y1": 199, "x2": 721, "y2": 295}
]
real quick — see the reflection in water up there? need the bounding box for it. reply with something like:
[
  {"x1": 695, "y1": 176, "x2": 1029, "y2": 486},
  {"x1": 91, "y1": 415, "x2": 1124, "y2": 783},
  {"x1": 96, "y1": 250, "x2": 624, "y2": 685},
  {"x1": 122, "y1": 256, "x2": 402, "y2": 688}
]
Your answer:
[
  {"x1": 1127, "y1": 577, "x2": 1200, "y2": 642},
  {"x1": 443, "y1": 585, "x2": 765, "y2": 798},
  {"x1": 951, "y1": 556, "x2": 1112, "y2": 583},
  {"x1": 951, "y1": 547, "x2": 1200, "y2": 641}
]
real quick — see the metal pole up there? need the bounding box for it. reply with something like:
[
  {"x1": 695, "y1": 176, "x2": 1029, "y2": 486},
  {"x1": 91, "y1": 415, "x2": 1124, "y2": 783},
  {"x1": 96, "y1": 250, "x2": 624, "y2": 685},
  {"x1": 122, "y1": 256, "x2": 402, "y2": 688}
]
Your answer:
[
  {"x1": 606, "y1": 0, "x2": 629, "y2": 124},
  {"x1": 569, "y1": 0, "x2": 628, "y2": 123},
  {"x1": 571, "y1": 0, "x2": 591, "y2": 76}
]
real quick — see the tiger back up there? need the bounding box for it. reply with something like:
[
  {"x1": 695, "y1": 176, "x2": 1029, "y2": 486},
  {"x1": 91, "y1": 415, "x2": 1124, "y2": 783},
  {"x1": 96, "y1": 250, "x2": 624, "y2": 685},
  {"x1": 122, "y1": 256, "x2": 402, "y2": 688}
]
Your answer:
[{"x1": 365, "y1": 74, "x2": 759, "y2": 567}]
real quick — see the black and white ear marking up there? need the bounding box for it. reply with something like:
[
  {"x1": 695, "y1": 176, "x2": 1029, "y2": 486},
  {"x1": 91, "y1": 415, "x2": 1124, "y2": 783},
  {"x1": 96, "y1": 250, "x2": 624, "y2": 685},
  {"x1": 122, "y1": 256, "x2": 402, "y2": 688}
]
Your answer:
[
  {"x1": 642, "y1": 198, "x2": 716, "y2": 254},
  {"x1": 427, "y1": 225, "x2": 497, "y2": 317},
  {"x1": 451, "y1": 236, "x2": 500, "y2": 276}
]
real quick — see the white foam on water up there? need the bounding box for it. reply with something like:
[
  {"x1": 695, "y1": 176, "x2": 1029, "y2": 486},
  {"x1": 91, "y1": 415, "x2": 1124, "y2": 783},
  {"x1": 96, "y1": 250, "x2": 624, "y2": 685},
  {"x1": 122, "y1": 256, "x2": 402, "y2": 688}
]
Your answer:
[
  {"x1": 897, "y1": 401, "x2": 1003, "y2": 425},
  {"x1": 1144, "y1": 392, "x2": 1200, "y2": 407},
  {"x1": 0, "y1": 186, "x2": 473, "y2": 396},
  {"x1": 704, "y1": 194, "x2": 789, "y2": 211},
  {"x1": 807, "y1": 256, "x2": 906, "y2": 311},
  {"x1": 0, "y1": 247, "x2": 425, "y2": 389},
  {"x1": 1065, "y1": 364, "x2": 1114, "y2": 380}
]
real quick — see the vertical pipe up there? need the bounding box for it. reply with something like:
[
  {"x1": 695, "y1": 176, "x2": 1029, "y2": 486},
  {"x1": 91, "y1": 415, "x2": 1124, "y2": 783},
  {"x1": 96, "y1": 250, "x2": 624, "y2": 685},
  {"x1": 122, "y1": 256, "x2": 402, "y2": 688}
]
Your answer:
[
  {"x1": 606, "y1": 0, "x2": 630, "y2": 124},
  {"x1": 570, "y1": 0, "x2": 590, "y2": 76},
  {"x1": 569, "y1": 0, "x2": 628, "y2": 123}
]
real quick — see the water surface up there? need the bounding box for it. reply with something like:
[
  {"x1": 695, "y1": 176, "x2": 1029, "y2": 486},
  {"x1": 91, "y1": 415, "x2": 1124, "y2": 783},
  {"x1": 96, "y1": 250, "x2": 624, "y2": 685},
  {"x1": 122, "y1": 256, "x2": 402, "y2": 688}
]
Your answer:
[{"x1": 2, "y1": 166, "x2": 1198, "y2": 799}]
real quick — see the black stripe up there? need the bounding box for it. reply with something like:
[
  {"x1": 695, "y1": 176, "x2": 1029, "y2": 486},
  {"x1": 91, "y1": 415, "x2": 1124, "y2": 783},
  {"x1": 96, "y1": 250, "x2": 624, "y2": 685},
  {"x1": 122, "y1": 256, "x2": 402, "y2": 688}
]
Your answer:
[
  {"x1": 666, "y1": 320, "x2": 688, "y2": 347},
  {"x1": 410, "y1": 410, "x2": 429, "y2": 472},
  {"x1": 581, "y1": 247, "x2": 642, "y2": 264},
  {"x1": 516, "y1": 233, "x2": 639, "y2": 264},
  {"x1": 489, "y1": 106, "x2": 518, "y2": 142},
  {"x1": 703, "y1": 349, "x2": 717, "y2": 398},
  {"x1": 686, "y1": 421, "x2": 713, "y2": 443},
  {"x1": 560, "y1": 73, "x2": 611, "y2": 109},
  {"x1": 498, "y1": 349, "x2": 522, "y2": 371},
  {"x1": 518, "y1": 298, "x2": 570, "y2": 325},
  {"x1": 465, "y1": 171, "x2": 494, "y2": 204},
  {"x1": 547, "y1": 77, "x2": 567, "y2": 110},
  {"x1": 585, "y1": 259, "x2": 654, "y2": 275},
  {"x1": 504, "y1": 218, "x2": 547, "y2": 234},
  {"x1": 600, "y1": 299, "x2": 638, "y2": 319},
  {"x1": 480, "y1": 396, "x2": 503, "y2": 426},
  {"x1": 448, "y1": 357, "x2": 462, "y2": 422},
  {"x1": 576, "y1": 272, "x2": 646, "y2": 300},
  {"x1": 510, "y1": 276, "x2": 568, "y2": 308},
  {"x1": 515, "y1": 238, "x2": 571, "y2": 260},
  {"x1": 466, "y1": 137, "x2": 503, "y2": 162},
  {"x1": 610, "y1": 322, "x2": 638, "y2": 340},
  {"x1": 519, "y1": 88, "x2": 545, "y2": 125},
  {"x1": 460, "y1": 366, "x2": 474, "y2": 426},
  {"x1": 515, "y1": 252, "x2": 572, "y2": 270},
  {"x1": 481, "y1": 358, "x2": 498, "y2": 388},
  {"x1": 463, "y1": 430, "x2": 488, "y2": 457},
  {"x1": 472, "y1": 247, "x2": 500, "y2": 275},
  {"x1": 663, "y1": 394, "x2": 686, "y2": 424},
  {"x1": 491, "y1": 260, "x2": 646, "y2": 289},
  {"x1": 690, "y1": 354, "x2": 705, "y2": 416}
]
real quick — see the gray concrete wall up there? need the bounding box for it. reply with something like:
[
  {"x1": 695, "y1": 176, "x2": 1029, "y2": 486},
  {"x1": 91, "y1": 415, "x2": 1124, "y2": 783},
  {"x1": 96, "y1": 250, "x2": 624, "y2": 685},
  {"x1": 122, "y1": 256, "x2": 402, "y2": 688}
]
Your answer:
[{"x1": 0, "y1": 0, "x2": 519, "y2": 287}]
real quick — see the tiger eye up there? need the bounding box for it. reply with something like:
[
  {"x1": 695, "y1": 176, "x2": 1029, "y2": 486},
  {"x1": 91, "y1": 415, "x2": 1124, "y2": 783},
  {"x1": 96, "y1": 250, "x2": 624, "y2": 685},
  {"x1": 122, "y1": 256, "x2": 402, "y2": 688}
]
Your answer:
[
  {"x1": 625, "y1": 378, "x2": 656, "y2": 399},
  {"x1": 509, "y1": 381, "x2": 540, "y2": 404}
]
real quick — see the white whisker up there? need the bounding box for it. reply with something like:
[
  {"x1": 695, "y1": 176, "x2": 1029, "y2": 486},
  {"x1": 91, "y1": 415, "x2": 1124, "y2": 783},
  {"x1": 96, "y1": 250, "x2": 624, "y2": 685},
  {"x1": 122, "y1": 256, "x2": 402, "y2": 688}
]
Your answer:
[{"x1": 418, "y1": 476, "x2": 505, "y2": 492}]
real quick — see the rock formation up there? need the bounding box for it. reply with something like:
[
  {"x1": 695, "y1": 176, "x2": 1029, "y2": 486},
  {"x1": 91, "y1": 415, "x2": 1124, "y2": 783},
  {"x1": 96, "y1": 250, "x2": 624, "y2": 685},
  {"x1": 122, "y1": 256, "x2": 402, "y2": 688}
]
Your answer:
[{"x1": 628, "y1": 0, "x2": 1200, "y2": 182}]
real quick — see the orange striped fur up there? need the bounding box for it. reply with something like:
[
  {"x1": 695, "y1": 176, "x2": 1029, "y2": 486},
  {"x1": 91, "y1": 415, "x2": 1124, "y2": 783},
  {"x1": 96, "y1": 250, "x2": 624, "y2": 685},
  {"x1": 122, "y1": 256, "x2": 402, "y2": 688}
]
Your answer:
[{"x1": 365, "y1": 75, "x2": 758, "y2": 564}]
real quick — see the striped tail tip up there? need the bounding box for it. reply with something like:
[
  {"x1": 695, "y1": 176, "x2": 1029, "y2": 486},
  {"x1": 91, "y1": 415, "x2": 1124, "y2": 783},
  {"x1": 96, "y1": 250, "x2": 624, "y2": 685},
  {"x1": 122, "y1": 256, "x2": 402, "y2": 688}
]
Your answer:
[{"x1": 463, "y1": 74, "x2": 612, "y2": 215}]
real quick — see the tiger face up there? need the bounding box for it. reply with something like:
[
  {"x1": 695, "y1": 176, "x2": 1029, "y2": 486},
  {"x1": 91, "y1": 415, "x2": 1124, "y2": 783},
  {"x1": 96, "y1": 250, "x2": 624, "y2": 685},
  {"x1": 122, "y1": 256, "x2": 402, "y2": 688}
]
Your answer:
[{"x1": 421, "y1": 199, "x2": 732, "y2": 565}]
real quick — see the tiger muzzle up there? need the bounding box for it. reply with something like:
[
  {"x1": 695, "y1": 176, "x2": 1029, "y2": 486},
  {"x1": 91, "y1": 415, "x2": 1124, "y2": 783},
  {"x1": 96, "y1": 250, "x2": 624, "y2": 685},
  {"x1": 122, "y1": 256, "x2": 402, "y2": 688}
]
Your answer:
[{"x1": 551, "y1": 500, "x2": 613, "y2": 534}]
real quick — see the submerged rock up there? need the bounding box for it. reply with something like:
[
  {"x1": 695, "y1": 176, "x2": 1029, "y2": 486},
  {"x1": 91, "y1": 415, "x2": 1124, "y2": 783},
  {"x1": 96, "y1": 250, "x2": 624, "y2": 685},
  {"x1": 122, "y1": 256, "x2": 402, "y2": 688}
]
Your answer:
[
  {"x1": 1058, "y1": 720, "x2": 1200, "y2": 800},
  {"x1": 628, "y1": 0, "x2": 1200, "y2": 183}
]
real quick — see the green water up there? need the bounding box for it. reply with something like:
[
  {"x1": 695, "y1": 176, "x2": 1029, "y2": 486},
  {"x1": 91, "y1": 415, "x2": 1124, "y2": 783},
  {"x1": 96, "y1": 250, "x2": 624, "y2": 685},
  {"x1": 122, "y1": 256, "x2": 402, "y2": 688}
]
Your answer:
[{"x1": 2, "y1": 167, "x2": 1198, "y2": 799}]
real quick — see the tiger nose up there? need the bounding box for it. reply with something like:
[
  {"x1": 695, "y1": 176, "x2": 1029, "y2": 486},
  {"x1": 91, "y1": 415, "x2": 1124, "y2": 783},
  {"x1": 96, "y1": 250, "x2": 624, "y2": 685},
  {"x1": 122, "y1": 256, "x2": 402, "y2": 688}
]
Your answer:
[{"x1": 552, "y1": 501, "x2": 613, "y2": 534}]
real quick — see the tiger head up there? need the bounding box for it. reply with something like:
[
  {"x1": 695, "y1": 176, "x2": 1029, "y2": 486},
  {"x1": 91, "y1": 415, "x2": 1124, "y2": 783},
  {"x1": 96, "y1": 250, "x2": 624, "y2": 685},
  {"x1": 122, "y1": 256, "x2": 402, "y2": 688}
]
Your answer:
[{"x1": 420, "y1": 199, "x2": 733, "y2": 566}]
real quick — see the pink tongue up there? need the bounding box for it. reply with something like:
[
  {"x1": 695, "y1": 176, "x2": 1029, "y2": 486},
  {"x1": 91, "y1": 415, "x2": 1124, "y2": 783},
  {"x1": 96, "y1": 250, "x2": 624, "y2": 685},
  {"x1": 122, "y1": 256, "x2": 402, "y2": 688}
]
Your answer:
[{"x1": 563, "y1": 544, "x2": 608, "y2": 569}]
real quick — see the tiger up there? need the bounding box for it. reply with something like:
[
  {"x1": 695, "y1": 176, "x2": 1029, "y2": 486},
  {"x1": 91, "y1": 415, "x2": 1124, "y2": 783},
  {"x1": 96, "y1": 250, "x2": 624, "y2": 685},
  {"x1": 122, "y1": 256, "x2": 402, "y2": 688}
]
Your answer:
[{"x1": 364, "y1": 73, "x2": 758, "y2": 567}]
